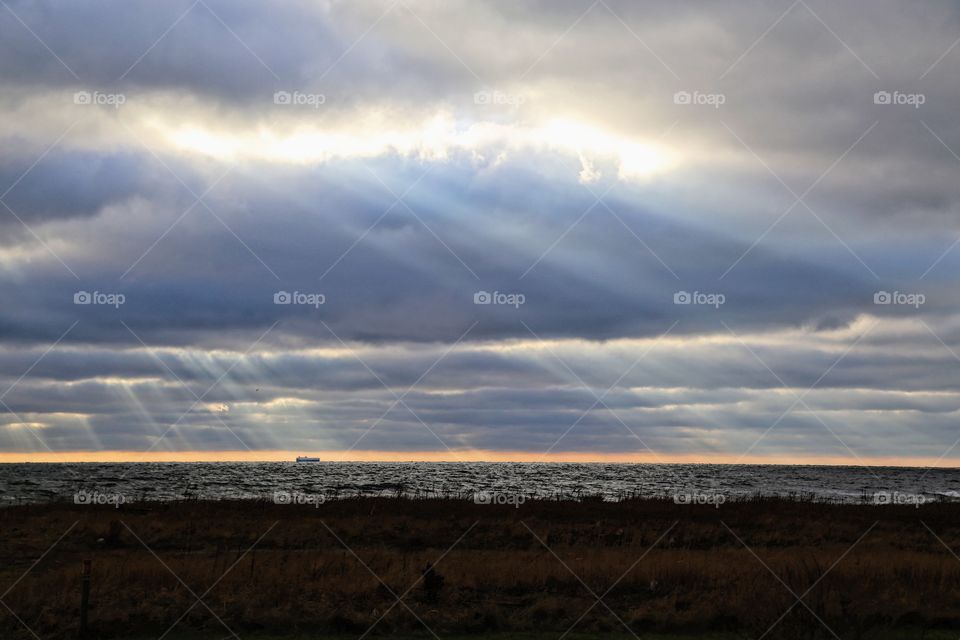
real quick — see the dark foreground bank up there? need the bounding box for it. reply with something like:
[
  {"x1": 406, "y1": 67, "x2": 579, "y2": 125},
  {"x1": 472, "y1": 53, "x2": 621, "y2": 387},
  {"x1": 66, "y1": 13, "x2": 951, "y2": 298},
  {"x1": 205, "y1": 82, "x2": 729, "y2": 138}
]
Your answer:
[{"x1": 2, "y1": 496, "x2": 959, "y2": 639}]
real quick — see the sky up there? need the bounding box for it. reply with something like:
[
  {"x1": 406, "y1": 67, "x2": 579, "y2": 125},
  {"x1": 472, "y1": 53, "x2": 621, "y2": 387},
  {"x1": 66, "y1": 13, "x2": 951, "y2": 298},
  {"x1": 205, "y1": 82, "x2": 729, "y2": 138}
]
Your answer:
[{"x1": 1, "y1": 0, "x2": 960, "y2": 465}]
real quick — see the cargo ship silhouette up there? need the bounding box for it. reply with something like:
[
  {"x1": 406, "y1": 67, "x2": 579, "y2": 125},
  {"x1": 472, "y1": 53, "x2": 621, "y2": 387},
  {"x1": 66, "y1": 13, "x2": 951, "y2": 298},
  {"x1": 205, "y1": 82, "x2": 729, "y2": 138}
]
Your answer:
[{"x1": 295, "y1": 456, "x2": 320, "y2": 462}]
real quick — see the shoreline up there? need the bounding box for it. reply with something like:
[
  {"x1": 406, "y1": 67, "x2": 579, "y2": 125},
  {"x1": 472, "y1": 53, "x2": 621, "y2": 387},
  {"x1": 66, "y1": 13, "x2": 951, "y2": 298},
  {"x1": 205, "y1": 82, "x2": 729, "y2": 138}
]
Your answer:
[{"x1": 2, "y1": 453, "x2": 959, "y2": 467}]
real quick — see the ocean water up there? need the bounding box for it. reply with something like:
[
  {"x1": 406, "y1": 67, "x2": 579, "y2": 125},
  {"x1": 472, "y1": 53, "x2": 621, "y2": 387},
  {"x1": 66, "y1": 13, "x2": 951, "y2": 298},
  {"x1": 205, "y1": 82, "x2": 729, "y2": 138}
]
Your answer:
[{"x1": 1, "y1": 462, "x2": 959, "y2": 505}]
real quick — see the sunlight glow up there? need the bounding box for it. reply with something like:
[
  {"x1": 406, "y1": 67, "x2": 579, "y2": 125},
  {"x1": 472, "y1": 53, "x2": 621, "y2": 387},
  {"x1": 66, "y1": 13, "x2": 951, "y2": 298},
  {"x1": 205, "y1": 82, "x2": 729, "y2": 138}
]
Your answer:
[{"x1": 163, "y1": 112, "x2": 677, "y2": 182}]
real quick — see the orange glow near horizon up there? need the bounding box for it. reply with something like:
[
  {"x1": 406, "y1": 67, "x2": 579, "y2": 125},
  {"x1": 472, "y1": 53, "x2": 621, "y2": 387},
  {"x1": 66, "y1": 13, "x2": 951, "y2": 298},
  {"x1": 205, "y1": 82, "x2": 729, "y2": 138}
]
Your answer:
[{"x1": 0, "y1": 450, "x2": 955, "y2": 468}]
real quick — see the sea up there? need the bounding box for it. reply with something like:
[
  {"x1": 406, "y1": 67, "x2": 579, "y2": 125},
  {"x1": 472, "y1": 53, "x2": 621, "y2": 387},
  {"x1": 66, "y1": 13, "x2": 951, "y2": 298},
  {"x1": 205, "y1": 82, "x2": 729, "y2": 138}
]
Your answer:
[{"x1": 1, "y1": 462, "x2": 959, "y2": 505}]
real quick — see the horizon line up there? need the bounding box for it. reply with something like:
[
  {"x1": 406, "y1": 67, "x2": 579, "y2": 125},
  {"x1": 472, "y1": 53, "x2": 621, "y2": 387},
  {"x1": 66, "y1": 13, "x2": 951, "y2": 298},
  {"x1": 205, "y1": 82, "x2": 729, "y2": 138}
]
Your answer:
[{"x1": 0, "y1": 450, "x2": 956, "y2": 468}]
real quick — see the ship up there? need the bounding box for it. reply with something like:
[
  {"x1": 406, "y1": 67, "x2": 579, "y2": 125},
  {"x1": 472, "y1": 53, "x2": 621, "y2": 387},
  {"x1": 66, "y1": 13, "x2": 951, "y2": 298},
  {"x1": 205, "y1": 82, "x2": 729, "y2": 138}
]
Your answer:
[{"x1": 296, "y1": 456, "x2": 321, "y2": 462}]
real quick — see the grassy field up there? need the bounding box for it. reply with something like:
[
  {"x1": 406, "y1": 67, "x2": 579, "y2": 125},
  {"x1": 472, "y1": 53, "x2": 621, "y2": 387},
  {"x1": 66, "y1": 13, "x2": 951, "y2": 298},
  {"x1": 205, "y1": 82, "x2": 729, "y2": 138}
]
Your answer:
[
  {"x1": 151, "y1": 635, "x2": 747, "y2": 640},
  {"x1": 136, "y1": 634, "x2": 960, "y2": 640},
  {"x1": 149, "y1": 633, "x2": 960, "y2": 640},
  {"x1": 2, "y1": 496, "x2": 960, "y2": 639}
]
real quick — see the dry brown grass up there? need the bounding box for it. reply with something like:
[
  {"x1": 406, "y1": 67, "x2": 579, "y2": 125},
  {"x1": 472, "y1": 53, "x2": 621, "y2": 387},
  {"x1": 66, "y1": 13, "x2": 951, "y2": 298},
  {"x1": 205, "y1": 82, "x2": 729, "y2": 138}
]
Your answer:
[{"x1": 2, "y1": 496, "x2": 960, "y2": 639}]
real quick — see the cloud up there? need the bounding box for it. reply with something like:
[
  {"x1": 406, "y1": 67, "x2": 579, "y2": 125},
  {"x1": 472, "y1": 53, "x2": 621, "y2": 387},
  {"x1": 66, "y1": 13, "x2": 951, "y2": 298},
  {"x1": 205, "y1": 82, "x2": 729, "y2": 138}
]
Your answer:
[{"x1": 1, "y1": 316, "x2": 960, "y2": 459}]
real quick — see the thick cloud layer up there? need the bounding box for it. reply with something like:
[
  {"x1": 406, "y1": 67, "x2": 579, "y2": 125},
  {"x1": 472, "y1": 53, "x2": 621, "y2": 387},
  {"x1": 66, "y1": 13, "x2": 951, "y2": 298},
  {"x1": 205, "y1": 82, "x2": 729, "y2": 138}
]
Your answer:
[{"x1": 1, "y1": 0, "x2": 959, "y2": 462}]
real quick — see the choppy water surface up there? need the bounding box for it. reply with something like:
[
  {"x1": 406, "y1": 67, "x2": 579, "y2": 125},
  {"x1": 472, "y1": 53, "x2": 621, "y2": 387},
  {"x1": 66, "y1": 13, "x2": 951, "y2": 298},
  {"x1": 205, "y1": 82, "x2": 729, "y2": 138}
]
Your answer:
[{"x1": 1, "y1": 462, "x2": 959, "y2": 505}]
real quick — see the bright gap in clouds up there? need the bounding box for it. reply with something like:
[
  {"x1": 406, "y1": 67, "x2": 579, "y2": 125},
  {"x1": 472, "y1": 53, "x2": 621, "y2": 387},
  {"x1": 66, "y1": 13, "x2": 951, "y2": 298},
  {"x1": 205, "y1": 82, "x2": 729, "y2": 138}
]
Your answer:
[{"x1": 164, "y1": 112, "x2": 677, "y2": 182}]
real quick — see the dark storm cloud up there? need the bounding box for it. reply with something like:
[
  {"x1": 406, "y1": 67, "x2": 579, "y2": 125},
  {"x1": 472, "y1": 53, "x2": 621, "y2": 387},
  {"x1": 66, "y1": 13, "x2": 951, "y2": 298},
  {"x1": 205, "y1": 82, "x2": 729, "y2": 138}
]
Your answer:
[
  {"x1": 0, "y1": 149, "x2": 179, "y2": 227},
  {"x1": 2, "y1": 313, "x2": 960, "y2": 457},
  {"x1": 0, "y1": 146, "x2": 890, "y2": 347},
  {"x1": 0, "y1": 0, "x2": 474, "y2": 112},
  {"x1": 0, "y1": 0, "x2": 331, "y2": 97}
]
